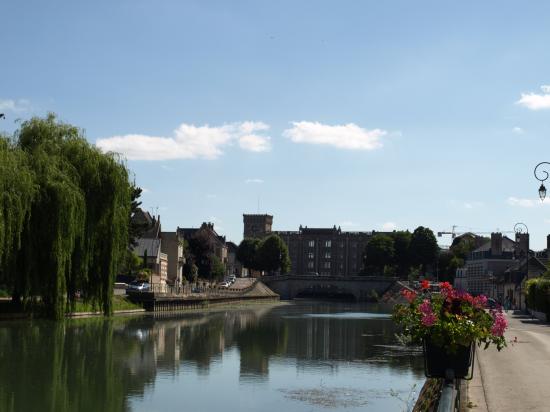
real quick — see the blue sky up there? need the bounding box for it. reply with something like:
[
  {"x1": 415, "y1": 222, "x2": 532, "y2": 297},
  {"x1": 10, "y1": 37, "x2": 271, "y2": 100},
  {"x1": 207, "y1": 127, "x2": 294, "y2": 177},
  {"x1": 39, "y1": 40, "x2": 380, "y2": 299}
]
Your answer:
[{"x1": 2, "y1": 0, "x2": 550, "y2": 248}]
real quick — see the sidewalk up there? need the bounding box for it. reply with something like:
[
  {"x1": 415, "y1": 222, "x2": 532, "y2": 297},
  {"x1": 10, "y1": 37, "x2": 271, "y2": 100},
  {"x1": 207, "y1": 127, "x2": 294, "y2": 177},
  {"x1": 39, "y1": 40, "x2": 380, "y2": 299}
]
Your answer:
[{"x1": 466, "y1": 311, "x2": 550, "y2": 411}]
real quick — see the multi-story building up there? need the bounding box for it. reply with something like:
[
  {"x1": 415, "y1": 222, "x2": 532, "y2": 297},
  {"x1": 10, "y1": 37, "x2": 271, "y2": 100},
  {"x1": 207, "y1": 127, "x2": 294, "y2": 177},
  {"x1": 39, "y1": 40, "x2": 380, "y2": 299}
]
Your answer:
[
  {"x1": 178, "y1": 222, "x2": 228, "y2": 267},
  {"x1": 160, "y1": 231, "x2": 185, "y2": 285},
  {"x1": 243, "y1": 214, "x2": 376, "y2": 276},
  {"x1": 226, "y1": 241, "x2": 243, "y2": 277},
  {"x1": 458, "y1": 232, "x2": 547, "y2": 308}
]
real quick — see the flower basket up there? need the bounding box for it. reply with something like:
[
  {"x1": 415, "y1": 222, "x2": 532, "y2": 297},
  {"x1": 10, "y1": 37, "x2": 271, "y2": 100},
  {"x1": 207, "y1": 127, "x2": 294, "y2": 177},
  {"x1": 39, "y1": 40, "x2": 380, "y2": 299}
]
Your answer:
[
  {"x1": 393, "y1": 281, "x2": 507, "y2": 381},
  {"x1": 423, "y1": 338, "x2": 475, "y2": 379}
]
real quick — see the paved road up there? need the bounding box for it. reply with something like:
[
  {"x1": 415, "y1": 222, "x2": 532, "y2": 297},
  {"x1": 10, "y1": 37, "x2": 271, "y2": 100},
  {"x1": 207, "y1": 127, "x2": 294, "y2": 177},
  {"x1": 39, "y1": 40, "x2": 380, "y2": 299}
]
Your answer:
[{"x1": 469, "y1": 311, "x2": 550, "y2": 411}]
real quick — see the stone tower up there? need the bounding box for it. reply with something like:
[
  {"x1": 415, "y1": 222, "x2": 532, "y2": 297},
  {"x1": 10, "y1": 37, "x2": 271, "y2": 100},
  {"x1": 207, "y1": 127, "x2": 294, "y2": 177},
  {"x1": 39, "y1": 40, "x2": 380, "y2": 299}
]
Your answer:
[{"x1": 243, "y1": 214, "x2": 273, "y2": 239}]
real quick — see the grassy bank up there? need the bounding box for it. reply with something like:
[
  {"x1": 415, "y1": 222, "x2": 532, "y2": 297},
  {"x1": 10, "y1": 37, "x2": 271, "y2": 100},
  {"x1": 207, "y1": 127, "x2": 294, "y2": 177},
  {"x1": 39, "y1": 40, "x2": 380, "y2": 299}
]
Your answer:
[{"x1": 72, "y1": 295, "x2": 143, "y2": 313}]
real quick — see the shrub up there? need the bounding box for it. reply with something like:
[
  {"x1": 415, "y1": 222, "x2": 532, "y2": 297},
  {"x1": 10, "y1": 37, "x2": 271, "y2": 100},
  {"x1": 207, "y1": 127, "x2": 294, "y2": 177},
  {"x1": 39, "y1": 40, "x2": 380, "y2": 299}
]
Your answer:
[{"x1": 525, "y1": 278, "x2": 550, "y2": 317}]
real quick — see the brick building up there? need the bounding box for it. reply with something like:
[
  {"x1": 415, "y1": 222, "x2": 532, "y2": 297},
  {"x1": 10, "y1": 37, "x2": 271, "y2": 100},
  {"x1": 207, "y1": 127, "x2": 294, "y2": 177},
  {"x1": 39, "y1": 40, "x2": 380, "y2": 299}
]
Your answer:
[{"x1": 243, "y1": 214, "x2": 375, "y2": 276}]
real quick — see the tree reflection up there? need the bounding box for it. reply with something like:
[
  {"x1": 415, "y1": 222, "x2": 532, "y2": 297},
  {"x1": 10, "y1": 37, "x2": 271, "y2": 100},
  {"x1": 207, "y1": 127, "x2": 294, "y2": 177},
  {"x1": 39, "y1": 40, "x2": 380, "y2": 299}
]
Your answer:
[{"x1": 0, "y1": 304, "x2": 422, "y2": 412}]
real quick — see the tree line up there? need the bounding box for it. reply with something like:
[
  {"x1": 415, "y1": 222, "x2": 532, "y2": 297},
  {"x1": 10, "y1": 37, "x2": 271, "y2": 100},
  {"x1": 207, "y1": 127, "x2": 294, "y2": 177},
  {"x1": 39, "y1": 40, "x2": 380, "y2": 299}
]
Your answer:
[
  {"x1": 364, "y1": 226, "x2": 480, "y2": 281},
  {"x1": 0, "y1": 115, "x2": 133, "y2": 318},
  {"x1": 237, "y1": 235, "x2": 291, "y2": 275},
  {"x1": 363, "y1": 226, "x2": 439, "y2": 277}
]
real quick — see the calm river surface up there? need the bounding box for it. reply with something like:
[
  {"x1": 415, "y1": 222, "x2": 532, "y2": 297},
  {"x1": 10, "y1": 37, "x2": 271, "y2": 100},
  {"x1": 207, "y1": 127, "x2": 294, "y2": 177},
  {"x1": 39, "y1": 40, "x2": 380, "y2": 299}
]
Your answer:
[{"x1": 0, "y1": 301, "x2": 424, "y2": 412}]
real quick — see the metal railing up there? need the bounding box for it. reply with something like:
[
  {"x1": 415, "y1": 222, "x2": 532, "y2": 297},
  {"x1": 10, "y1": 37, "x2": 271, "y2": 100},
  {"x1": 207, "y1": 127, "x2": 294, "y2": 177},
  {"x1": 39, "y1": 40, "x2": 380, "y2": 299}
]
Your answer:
[{"x1": 146, "y1": 279, "x2": 259, "y2": 298}]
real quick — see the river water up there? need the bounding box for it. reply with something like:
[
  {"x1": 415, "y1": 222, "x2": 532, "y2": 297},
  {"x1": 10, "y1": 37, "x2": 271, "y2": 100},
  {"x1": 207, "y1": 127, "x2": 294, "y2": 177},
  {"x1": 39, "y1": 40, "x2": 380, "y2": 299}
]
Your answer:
[{"x1": 0, "y1": 301, "x2": 424, "y2": 412}]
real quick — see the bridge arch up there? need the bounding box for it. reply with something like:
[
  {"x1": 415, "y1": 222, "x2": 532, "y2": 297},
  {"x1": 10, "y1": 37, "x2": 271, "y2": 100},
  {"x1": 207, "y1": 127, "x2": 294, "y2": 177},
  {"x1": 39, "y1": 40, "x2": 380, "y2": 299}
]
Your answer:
[{"x1": 262, "y1": 275, "x2": 396, "y2": 302}]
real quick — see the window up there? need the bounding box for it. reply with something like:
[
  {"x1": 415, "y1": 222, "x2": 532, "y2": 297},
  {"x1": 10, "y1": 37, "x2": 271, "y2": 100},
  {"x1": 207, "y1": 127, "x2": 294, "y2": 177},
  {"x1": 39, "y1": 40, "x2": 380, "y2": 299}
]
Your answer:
[
  {"x1": 308, "y1": 252, "x2": 314, "y2": 259},
  {"x1": 351, "y1": 242, "x2": 357, "y2": 248},
  {"x1": 323, "y1": 262, "x2": 331, "y2": 269},
  {"x1": 340, "y1": 241, "x2": 344, "y2": 248},
  {"x1": 307, "y1": 262, "x2": 314, "y2": 269},
  {"x1": 308, "y1": 240, "x2": 315, "y2": 248},
  {"x1": 325, "y1": 240, "x2": 331, "y2": 248},
  {"x1": 325, "y1": 252, "x2": 331, "y2": 259}
]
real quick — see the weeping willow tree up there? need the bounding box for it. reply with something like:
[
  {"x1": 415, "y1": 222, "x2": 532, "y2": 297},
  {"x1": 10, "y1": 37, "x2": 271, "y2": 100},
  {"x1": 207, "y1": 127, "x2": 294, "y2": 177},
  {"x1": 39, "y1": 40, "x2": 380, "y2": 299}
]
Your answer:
[{"x1": 0, "y1": 114, "x2": 132, "y2": 319}]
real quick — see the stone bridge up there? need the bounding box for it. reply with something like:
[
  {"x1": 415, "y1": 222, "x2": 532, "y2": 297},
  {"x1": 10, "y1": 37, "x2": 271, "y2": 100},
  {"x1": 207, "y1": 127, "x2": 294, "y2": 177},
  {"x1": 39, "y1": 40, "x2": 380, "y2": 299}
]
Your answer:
[{"x1": 262, "y1": 275, "x2": 398, "y2": 301}]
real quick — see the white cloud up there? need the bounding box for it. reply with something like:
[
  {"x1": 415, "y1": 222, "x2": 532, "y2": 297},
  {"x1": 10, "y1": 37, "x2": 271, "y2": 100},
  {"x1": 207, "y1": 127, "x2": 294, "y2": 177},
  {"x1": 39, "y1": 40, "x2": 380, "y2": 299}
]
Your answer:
[
  {"x1": 245, "y1": 178, "x2": 264, "y2": 184},
  {"x1": 96, "y1": 121, "x2": 271, "y2": 160},
  {"x1": 512, "y1": 127, "x2": 524, "y2": 135},
  {"x1": 506, "y1": 197, "x2": 544, "y2": 208},
  {"x1": 0, "y1": 98, "x2": 31, "y2": 113},
  {"x1": 239, "y1": 135, "x2": 271, "y2": 152},
  {"x1": 381, "y1": 222, "x2": 398, "y2": 231},
  {"x1": 516, "y1": 85, "x2": 550, "y2": 110},
  {"x1": 283, "y1": 121, "x2": 387, "y2": 150},
  {"x1": 464, "y1": 201, "x2": 484, "y2": 209}
]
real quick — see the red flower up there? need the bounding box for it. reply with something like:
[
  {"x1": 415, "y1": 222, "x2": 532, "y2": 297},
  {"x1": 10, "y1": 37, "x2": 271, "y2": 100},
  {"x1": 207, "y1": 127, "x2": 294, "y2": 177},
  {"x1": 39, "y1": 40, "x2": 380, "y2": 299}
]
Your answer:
[
  {"x1": 439, "y1": 282, "x2": 452, "y2": 290},
  {"x1": 401, "y1": 289, "x2": 417, "y2": 303},
  {"x1": 421, "y1": 280, "x2": 430, "y2": 290}
]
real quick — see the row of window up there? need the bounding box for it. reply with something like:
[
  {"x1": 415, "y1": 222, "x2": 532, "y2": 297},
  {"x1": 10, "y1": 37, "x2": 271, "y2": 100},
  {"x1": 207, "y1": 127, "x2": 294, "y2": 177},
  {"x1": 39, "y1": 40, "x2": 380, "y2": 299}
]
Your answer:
[
  {"x1": 305, "y1": 240, "x2": 359, "y2": 248},
  {"x1": 306, "y1": 262, "x2": 356, "y2": 270},
  {"x1": 306, "y1": 252, "x2": 358, "y2": 260}
]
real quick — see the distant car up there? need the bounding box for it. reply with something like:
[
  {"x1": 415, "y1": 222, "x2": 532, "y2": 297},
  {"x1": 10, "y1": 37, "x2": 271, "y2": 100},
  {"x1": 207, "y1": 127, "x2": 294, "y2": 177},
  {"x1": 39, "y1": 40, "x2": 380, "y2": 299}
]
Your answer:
[
  {"x1": 228, "y1": 275, "x2": 237, "y2": 282},
  {"x1": 305, "y1": 272, "x2": 320, "y2": 276},
  {"x1": 126, "y1": 281, "x2": 150, "y2": 293},
  {"x1": 219, "y1": 281, "x2": 231, "y2": 288}
]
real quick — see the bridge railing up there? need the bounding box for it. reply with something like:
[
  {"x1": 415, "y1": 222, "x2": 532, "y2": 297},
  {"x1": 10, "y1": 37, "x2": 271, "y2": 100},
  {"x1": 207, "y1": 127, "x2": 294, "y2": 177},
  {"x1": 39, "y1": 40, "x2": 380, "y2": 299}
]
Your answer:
[{"x1": 147, "y1": 279, "x2": 259, "y2": 298}]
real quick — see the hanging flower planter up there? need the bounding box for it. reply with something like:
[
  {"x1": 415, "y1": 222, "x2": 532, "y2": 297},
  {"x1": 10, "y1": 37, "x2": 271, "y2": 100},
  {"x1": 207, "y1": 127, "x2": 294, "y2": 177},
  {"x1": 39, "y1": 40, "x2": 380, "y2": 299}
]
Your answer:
[
  {"x1": 423, "y1": 338, "x2": 475, "y2": 379},
  {"x1": 393, "y1": 280, "x2": 507, "y2": 379}
]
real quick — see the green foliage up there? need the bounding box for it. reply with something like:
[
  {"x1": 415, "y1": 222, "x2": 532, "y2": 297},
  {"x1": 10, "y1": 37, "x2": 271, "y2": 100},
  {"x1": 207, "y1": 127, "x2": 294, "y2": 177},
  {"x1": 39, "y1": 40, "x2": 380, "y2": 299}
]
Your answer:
[
  {"x1": 525, "y1": 277, "x2": 550, "y2": 317},
  {"x1": 392, "y1": 231, "x2": 411, "y2": 277},
  {"x1": 237, "y1": 238, "x2": 261, "y2": 270},
  {"x1": 128, "y1": 185, "x2": 146, "y2": 248},
  {"x1": 119, "y1": 251, "x2": 143, "y2": 278},
  {"x1": 210, "y1": 255, "x2": 226, "y2": 280},
  {"x1": 364, "y1": 234, "x2": 395, "y2": 274},
  {"x1": 409, "y1": 226, "x2": 438, "y2": 271},
  {"x1": 182, "y1": 261, "x2": 198, "y2": 283},
  {"x1": 136, "y1": 268, "x2": 152, "y2": 282},
  {"x1": 256, "y1": 235, "x2": 291, "y2": 274},
  {"x1": 237, "y1": 235, "x2": 290, "y2": 274},
  {"x1": 0, "y1": 114, "x2": 132, "y2": 319}
]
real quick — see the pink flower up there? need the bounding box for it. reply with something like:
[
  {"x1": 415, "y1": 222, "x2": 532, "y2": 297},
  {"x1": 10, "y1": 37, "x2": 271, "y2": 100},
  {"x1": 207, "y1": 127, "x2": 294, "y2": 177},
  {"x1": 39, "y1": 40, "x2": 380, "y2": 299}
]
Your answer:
[
  {"x1": 419, "y1": 299, "x2": 432, "y2": 315},
  {"x1": 473, "y1": 295, "x2": 488, "y2": 308},
  {"x1": 419, "y1": 299, "x2": 437, "y2": 326},
  {"x1": 422, "y1": 313, "x2": 437, "y2": 326},
  {"x1": 491, "y1": 312, "x2": 508, "y2": 337}
]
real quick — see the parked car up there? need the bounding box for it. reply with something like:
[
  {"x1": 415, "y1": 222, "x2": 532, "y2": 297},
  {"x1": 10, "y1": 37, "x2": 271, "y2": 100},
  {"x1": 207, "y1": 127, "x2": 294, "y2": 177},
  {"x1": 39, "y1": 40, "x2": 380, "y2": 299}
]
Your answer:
[
  {"x1": 228, "y1": 275, "x2": 236, "y2": 283},
  {"x1": 219, "y1": 281, "x2": 231, "y2": 288},
  {"x1": 305, "y1": 272, "x2": 320, "y2": 276},
  {"x1": 126, "y1": 281, "x2": 150, "y2": 293}
]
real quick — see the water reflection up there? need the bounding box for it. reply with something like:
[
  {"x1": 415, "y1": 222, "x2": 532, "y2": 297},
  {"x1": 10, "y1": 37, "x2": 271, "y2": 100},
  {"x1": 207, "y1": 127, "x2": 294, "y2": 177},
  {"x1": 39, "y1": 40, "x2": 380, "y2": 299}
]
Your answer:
[{"x1": 0, "y1": 302, "x2": 424, "y2": 412}]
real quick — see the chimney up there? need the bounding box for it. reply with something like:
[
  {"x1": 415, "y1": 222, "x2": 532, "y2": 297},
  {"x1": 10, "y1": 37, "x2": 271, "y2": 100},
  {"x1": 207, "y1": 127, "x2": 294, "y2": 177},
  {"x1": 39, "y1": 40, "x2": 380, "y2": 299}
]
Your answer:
[
  {"x1": 515, "y1": 233, "x2": 529, "y2": 258},
  {"x1": 491, "y1": 232, "x2": 502, "y2": 256}
]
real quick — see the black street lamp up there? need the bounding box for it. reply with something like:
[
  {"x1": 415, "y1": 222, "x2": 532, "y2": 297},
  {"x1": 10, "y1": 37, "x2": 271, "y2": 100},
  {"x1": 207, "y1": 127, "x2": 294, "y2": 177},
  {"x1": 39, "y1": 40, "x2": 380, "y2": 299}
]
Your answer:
[{"x1": 534, "y1": 162, "x2": 550, "y2": 201}]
